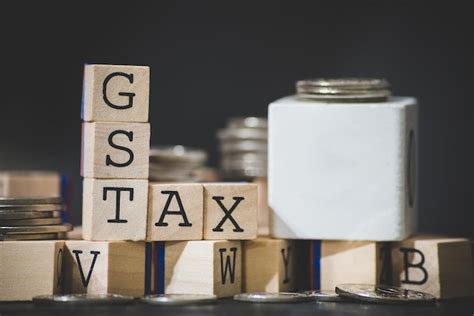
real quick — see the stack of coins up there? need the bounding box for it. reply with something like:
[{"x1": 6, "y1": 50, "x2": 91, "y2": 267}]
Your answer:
[
  {"x1": 217, "y1": 117, "x2": 267, "y2": 179},
  {"x1": 0, "y1": 197, "x2": 72, "y2": 241},
  {"x1": 149, "y1": 145, "x2": 217, "y2": 182}
]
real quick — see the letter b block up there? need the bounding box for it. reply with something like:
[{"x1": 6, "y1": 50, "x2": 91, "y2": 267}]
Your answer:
[
  {"x1": 81, "y1": 122, "x2": 150, "y2": 179},
  {"x1": 82, "y1": 64, "x2": 150, "y2": 122},
  {"x1": 147, "y1": 183, "x2": 203, "y2": 241},
  {"x1": 82, "y1": 178, "x2": 148, "y2": 240},
  {"x1": 203, "y1": 183, "x2": 257, "y2": 240},
  {"x1": 391, "y1": 236, "x2": 474, "y2": 299}
]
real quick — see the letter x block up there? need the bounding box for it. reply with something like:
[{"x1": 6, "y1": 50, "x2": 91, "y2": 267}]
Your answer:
[
  {"x1": 0, "y1": 241, "x2": 64, "y2": 301},
  {"x1": 81, "y1": 122, "x2": 150, "y2": 179},
  {"x1": 309, "y1": 241, "x2": 392, "y2": 291},
  {"x1": 203, "y1": 183, "x2": 257, "y2": 240},
  {"x1": 145, "y1": 240, "x2": 241, "y2": 298},
  {"x1": 243, "y1": 238, "x2": 297, "y2": 292},
  {"x1": 64, "y1": 241, "x2": 146, "y2": 296},
  {"x1": 147, "y1": 183, "x2": 203, "y2": 241},
  {"x1": 82, "y1": 178, "x2": 148, "y2": 241},
  {"x1": 391, "y1": 236, "x2": 474, "y2": 299},
  {"x1": 82, "y1": 64, "x2": 150, "y2": 123}
]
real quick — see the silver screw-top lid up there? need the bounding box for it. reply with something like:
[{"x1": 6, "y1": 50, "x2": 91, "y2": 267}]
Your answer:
[{"x1": 296, "y1": 78, "x2": 391, "y2": 102}]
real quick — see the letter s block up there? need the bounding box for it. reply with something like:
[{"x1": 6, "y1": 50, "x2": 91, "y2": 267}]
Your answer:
[
  {"x1": 145, "y1": 241, "x2": 241, "y2": 298},
  {"x1": 147, "y1": 183, "x2": 203, "y2": 241},
  {"x1": 82, "y1": 178, "x2": 148, "y2": 241},
  {"x1": 64, "y1": 241, "x2": 146, "y2": 296},
  {"x1": 81, "y1": 122, "x2": 150, "y2": 179},
  {"x1": 391, "y1": 236, "x2": 474, "y2": 299},
  {"x1": 82, "y1": 64, "x2": 150, "y2": 122}
]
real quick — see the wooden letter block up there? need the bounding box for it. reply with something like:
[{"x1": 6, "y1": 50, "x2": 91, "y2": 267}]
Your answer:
[
  {"x1": 82, "y1": 64, "x2": 149, "y2": 123},
  {"x1": 243, "y1": 238, "x2": 296, "y2": 292},
  {"x1": 0, "y1": 241, "x2": 64, "y2": 301},
  {"x1": 82, "y1": 178, "x2": 148, "y2": 241},
  {"x1": 391, "y1": 236, "x2": 474, "y2": 299},
  {"x1": 203, "y1": 183, "x2": 257, "y2": 240},
  {"x1": 145, "y1": 240, "x2": 241, "y2": 298},
  {"x1": 309, "y1": 241, "x2": 392, "y2": 291},
  {"x1": 81, "y1": 122, "x2": 150, "y2": 179},
  {"x1": 147, "y1": 183, "x2": 203, "y2": 241},
  {"x1": 64, "y1": 241, "x2": 146, "y2": 296}
]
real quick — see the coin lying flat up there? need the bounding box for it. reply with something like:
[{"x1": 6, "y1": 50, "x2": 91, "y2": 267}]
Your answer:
[
  {"x1": 0, "y1": 223, "x2": 72, "y2": 234},
  {"x1": 140, "y1": 294, "x2": 217, "y2": 306},
  {"x1": 0, "y1": 210, "x2": 61, "y2": 220},
  {"x1": 33, "y1": 294, "x2": 135, "y2": 306},
  {"x1": 303, "y1": 290, "x2": 345, "y2": 302},
  {"x1": 234, "y1": 292, "x2": 312, "y2": 303},
  {"x1": 150, "y1": 145, "x2": 207, "y2": 164},
  {"x1": 0, "y1": 197, "x2": 63, "y2": 205},
  {"x1": 0, "y1": 204, "x2": 64, "y2": 211},
  {"x1": 0, "y1": 217, "x2": 62, "y2": 226},
  {"x1": 335, "y1": 284, "x2": 436, "y2": 304},
  {"x1": 228, "y1": 117, "x2": 268, "y2": 129},
  {"x1": 0, "y1": 232, "x2": 62, "y2": 241}
]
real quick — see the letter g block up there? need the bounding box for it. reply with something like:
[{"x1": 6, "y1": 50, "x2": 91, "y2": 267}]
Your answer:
[
  {"x1": 81, "y1": 122, "x2": 150, "y2": 179},
  {"x1": 82, "y1": 64, "x2": 150, "y2": 122}
]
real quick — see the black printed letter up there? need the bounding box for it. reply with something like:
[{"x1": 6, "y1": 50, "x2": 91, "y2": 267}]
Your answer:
[
  {"x1": 400, "y1": 247, "x2": 428, "y2": 285},
  {"x1": 73, "y1": 250, "x2": 101, "y2": 288},
  {"x1": 103, "y1": 187, "x2": 134, "y2": 223},
  {"x1": 219, "y1": 247, "x2": 238, "y2": 285},
  {"x1": 155, "y1": 191, "x2": 192, "y2": 227},
  {"x1": 281, "y1": 247, "x2": 292, "y2": 284},
  {"x1": 106, "y1": 130, "x2": 134, "y2": 168},
  {"x1": 212, "y1": 196, "x2": 244, "y2": 232},
  {"x1": 102, "y1": 72, "x2": 135, "y2": 109}
]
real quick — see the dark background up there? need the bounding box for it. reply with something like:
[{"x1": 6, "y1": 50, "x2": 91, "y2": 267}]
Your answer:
[{"x1": 0, "y1": 1, "x2": 471, "y2": 237}]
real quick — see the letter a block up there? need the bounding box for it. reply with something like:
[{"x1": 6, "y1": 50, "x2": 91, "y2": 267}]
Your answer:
[
  {"x1": 82, "y1": 178, "x2": 148, "y2": 240},
  {"x1": 82, "y1": 64, "x2": 150, "y2": 123},
  {"x1": 146, "y1": 241, "x2": 242, "y2": 298},
  {"x1": 203, "y1": 183, "x2": 257, "y2": 240},
  {"x1": 391, "y1": 236, "x2": 474, "y2": 299},
  {"x1": 309, "y1": 241, "x2": 392, "y2": 291},
  {"x1": 81, "y1": 122, "x2": 150, "y2": 179},
  {"x1": 64, "y1": 241, "x2": 146, "y2": 296},
  {"x1": 243, "y1": 238, "x2": 297, "y2": 292},
  {"x1": 147, "y1": 183, "x2": 203, "y2": 241},
  {"x1": 0, "y1": 241, "x2": 64, "y2": 301}
]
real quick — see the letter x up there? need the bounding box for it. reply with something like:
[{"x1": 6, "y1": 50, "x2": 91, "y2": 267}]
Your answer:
[{"x1": 212, "y1": 196, "x2": 244, "y2": 232}]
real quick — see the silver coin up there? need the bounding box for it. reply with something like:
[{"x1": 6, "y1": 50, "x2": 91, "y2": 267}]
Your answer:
[
  {"x1": 297, "y1": 78, "x2": 390, "y2": 89},
  {"x1": 220, "y1": 141, "x2": 267, "y2": 153},
  {"x1": 234, "y1": 292, "x2": 312, "y2": 303},
  {"x1": 335, "y1": 284, "x2": 436, "y2": 304},
  {"x1": 0, "y1": 204, "x2": 65, "y2": 211},
  {"x1": 0, "y1": 217, "x2": 62, "y2": 226},
  {"x1": 0, "y1": 210, "x2": 61, "y2": 220},
  {"x1": 217, "y1": 128, "x2": 267, "y2": 141},
  {"x1": 228, "y1": 117, "x2": 268, "y2": 129},
  {"x1": 150, "y1": 145, "x2": 207, "y2": 164},
  {"x1": 33, "y1": 294, "x2": 135, "y2": 306},
  {"x1": 303, "y1": 290, "x2": 345, "y2": 302},
  {"x1": 0, "y1": 223, "x2": 72, "y2": 234},
  {"x1": 0, "y1": 232, "x2": 61, "y2": 241},
  {"x1": 0, "y1": 197, "x2": 63, "y2": 205},
  {"x1": 141, "y1": 294, "x2": 217, "y2": 306}
]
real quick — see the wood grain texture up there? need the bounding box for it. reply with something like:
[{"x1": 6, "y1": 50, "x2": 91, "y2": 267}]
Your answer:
[
  {"x1": 253, "y1": 177, "x2": 270, "y2": 236},
  {"x1": 243, "y1": 238, "x2": 296, "y2": 292},
  {"x1": 0, "y1": 240, "x2": 64, "y2": 301},
  {"x1": 392, "y1": 236, "x2": 474, "y2": 299},
  {"x1": 147, "y1": 183, "x2": 203, "y2": 241},
  {"x1": 320, "y1": 241, "x2": 389, "y2": 291},
  {"x1": 203, "y1": 183, "x2": 257, "y2": 240},
  {"x1": 82, "y1": 178, "x2": 148, "y2": 241},
  {"x1": 164, "y1": 240, "x2": 242, "y2": 298},
  {"x1": 81, "y1": 122, "x2": 150, "y2": 179},
  {"x1": 64, "y1": 240, "x2": 145, "y2": 296},
  {"x1": 0, "y1": 171, "x2": 60, "y2": 197},
  {"x1": 82, "y1": 64, "x2": 149, "y2": 123}
]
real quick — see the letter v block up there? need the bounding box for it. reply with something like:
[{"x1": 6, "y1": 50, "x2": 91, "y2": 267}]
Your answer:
[
  {"x1": 147, "y1": 183, "x2": 203, "y2": 241},
  {"x1": 243, "y1": 238, "x2": 297, "y2": 292},
  {"x1": 145, "y1": 241, "x2": 241, "y2": 298},
  {"x1": 81, "y1": 122, "x2": 150, "y2": 179},
  {"x1": 391, "y1": 236, "x2": 474, "y2": 299},
  {"x1": 82, "y1": 178, "x2": 148, "y2": 240},
  {"x1": 203, "y1": 183, "x2": 257, "y2": 240},
  {"x1": 82, "y1": 64, "x2": 150, "y2": 123},
  {"x1": 64, "y1": 241, "x2": 146, "y2": 296}
]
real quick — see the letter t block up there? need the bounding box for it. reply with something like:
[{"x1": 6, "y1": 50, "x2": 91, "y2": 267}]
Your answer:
[{"x1": 82, "y1": 178, "x2": 148, "y2": 241}]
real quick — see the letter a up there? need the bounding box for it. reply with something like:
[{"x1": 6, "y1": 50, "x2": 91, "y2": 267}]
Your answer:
[{"x1": 155, "y1": 191, "x2": 192, "y2": 227}]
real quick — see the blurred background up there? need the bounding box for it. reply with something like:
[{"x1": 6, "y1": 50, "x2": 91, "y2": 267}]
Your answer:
[{"x1": 0, "y1": 1, "x2": 471, "y2": 237}]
